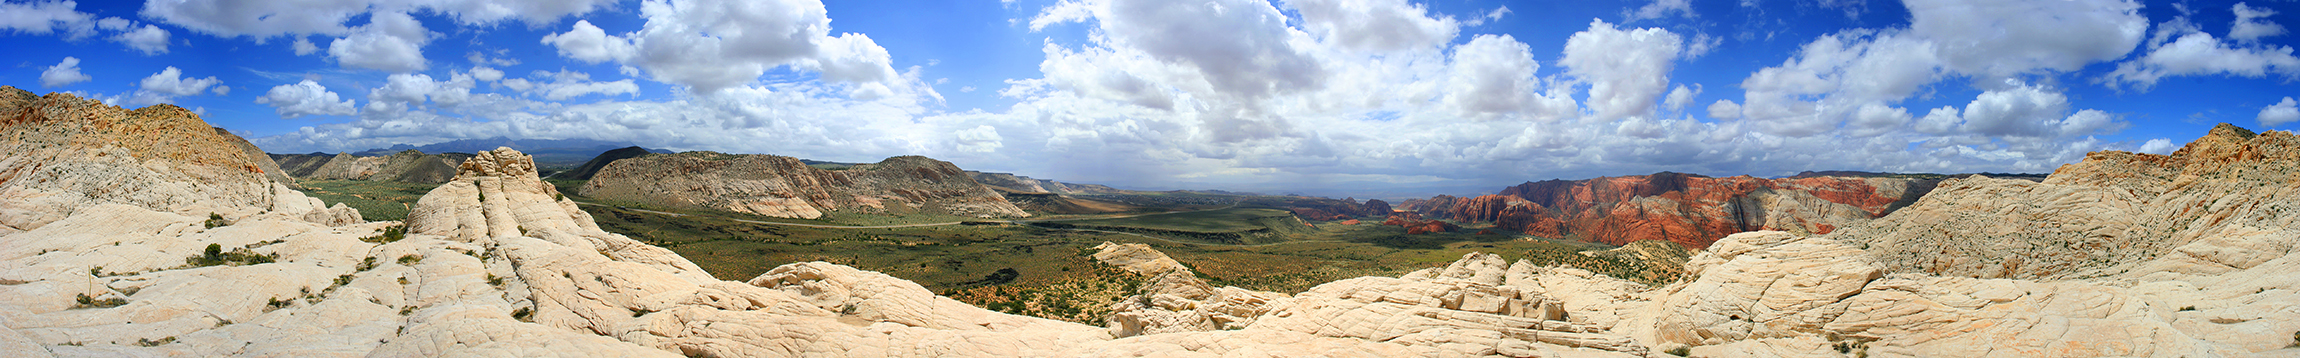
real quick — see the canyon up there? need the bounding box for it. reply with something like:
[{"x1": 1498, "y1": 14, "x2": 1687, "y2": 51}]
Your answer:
[
  {"x1": 1403, "y1": 172, "x2": 1950, "y2": 249},
  {"x1": 0, "y1": 86, "x2": 2294, "y2": 357}
]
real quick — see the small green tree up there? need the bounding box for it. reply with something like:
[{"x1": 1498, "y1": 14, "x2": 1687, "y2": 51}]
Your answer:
[
  {"x1": 204, "y1": 213, "x2": 228, "y2": 229},
  {"x1": 204, "y1": 244, "x2": 222, "y2": 262}
]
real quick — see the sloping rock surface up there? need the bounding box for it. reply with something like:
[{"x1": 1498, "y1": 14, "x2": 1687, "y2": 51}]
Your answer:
[
  {"x1": 0, "y1": 86, "x2": 354, "y2": 231},
  {"x1": 1838, "y1": 123, "x2": 2300, "y2": 279},
  {"x1": 582, "y1": 151, "x2": 1028, "y2": 219},
  {"x1": 271, "y1": 150, "x2": 474, "y2": 184}
]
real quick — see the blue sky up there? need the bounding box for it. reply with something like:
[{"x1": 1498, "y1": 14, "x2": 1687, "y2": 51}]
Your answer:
[{"x1": 1, "y1": 0, "x2": 2296, "y2": 198}]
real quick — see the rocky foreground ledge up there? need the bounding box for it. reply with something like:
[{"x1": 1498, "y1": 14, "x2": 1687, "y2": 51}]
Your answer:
[{"x1": 0, "y1": 87, "x2": 2294, "y2": 357}]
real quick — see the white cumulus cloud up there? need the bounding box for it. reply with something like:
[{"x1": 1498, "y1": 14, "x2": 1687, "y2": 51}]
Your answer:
[
  {"x1": 39, "y1": 57, "x2": 91, "y2": 88},
  {"x1": 328, "y1": 11, "x2": 432, "y2": 73},
  {"x1": 2262, "y1": 97, "x2": 2300, "y2": 127},
  {"x1": 111, "y1": 24, "x2": 170, "y2": 54},
  {"x1": 258, "y1": 80, "x2": 358, "y2": 118},
  {"x1": 1560, "y1": 19, "x2": 1681, "y2": 121},
  {"x1": 2231, "y1": 3, "x2": 2287, "y2": 43}
]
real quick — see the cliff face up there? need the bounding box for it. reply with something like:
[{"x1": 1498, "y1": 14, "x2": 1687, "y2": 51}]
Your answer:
[
  {"x1": 3, "y1": 84, "x2": 2292, "y2": 357},
  {"x1": 1415, "y1": 173, "x2": 1935, "y2": 249},
  {"x1": 0, "y1": 86, "x2": 354, "y2": 231},
  {"x1": 270, "y1": 150, "x2": 474, "y2": 184},
  {"x1": 1837, "y1": 123, "x2": 2300, "y2": 279},
  {"x1": 582, "y1": 152, "x2": 1028, "y2": 219}
]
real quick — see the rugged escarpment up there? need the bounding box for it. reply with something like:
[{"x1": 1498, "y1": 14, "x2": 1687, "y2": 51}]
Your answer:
[
  {"x1": 269, "y1": 150, "x2": 474, "y2": 184},
  {"x1": 1406, "y1": 173, "x2": 1938, "y2": 248},
  {"x1": 582, "y1": 152, "x2": 1028, "y2": 219},
  {"x1": 0, "y1": 145, "x2": 1675, "y2": 357},
  {"x1": 1837, "y1": 123, "x2": 2300, "y2": 280},
  {"x1": 0, "y1": 86, "x2": 356, "y2": 231},
  {"x1": 3, "y1": 84, "x2": 2293, "y2": 357}
]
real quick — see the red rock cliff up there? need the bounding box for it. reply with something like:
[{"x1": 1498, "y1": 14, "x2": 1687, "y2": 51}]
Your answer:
[{"x1": 1420, "y1": 173, "x2": 1937, "y2": 249}]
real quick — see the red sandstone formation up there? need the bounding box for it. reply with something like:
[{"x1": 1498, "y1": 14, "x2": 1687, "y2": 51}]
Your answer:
[
  {"x1": 1415, "y1": 172, "x2": 1936, "y2": 249},
  {"x1": 1381, "y1": 215, "x2": 1459, "y2": 235}
]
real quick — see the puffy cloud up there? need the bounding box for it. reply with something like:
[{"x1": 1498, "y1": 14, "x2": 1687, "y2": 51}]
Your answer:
[
  {"x1": 258, "y1": 80, "x2": 359, "y2": 118},
  {"x1": 538, "y1": 20, "x2": 632, "y2": 63},
  {"x1": 1956, "y1": 83, "x2": 2070, "y2": 137},
  {"x1": 1706, "y1": 100, "x2": 1740, "y2": 119},
  {"x1": 1288, "y1": 0, "x2": 1458, "y2": 53},
  {"x1": 1847, "y1": 103, "x2": 1912, "y2": 137},
  {"x1": 1736, "y1": 31, "x2": 1939, "y2": 136},
  {"x1": 94, "y1": 16, "x2": 128, "y2": 30},
  {"x1": 328, "y1": 11, "x2": 432, "y2": 73},
  {"x1": 531, "y1": 73, "x2": 639, "y2": 101},
  {"x1": 541, "y1": 0, "x2": 921, "y2": 99},
  {"x1": 1445, "y1": 34, "x2": 1572, "y2": 121},
  {"x1": 1663, "y1": 84, "x2": 1699, "y2": 113},
  {"x1": 292, "y1": 36, "x2": 318, "y2": 55},
  {"x1": 1560, "y1": 19, "x2": 1681, "y2": 121},
  {"x1": 140, "y1": 0, "x2": 613, "y2": 38},
  {"x1": 372, "y1": 73, "x2": 443, "y2": 104},
  {"x1": 2263, "y1": 97, "x2": 2300, "y2": 127},
  {"x1": 2231, "y1": 3, "x2": 2286, "y2": 43},
  {"x1": 113, "y1": 24, "x2": 170, "y2": 54},
  {"x1": 469, "y1": 66, "x2": 504, "y2": 82},
  {"x1": 0, "y1": 0, "x2": 95, "y2": 39},
  {"x1": 1071, "y1": 0, "x2": 1323, "y2": 102},
  {"x1": 2136, "y1": 138, "x2": 2178, "y2": 155},
  {"x1": 952, "y1": 125, "x2": 1003, "y2": 152},
  {"x1": 1623, "y1": 0, "x2": 1693, "y2": 22},
  {"x1": 1906, "y1": 0, "x2": 2147, "y2": 79},
  {"x1": 138, "y1": 67, "x2": 219, "y2": 95},
  {"x1": 1909, "y1": 82, "x2": 2124, "y2": 138},
  {"x1": 38, "y1": 57, "x2": 90, "y2": 88},
  {"x1": 2103, "y1": 31, "x2": 2300, "y2": 89}
]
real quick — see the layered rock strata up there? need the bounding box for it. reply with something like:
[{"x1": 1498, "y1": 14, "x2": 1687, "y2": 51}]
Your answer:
[
  {"x1": 1838, "y1": 123, "x2": 2300, "y2": 279},
  {"x1": 1409, "y1": 172, "x2": 1937, "y2": 248},
  {"x1": 0, "y1": 86, "x2": 355, "y2": 231},
  {"x1": 582, "y1": 152, "x2": 1028, "y2": 219}
]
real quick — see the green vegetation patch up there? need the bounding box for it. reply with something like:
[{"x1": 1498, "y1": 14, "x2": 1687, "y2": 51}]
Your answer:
[
  {"x1": 297, "y1": 180, "x2": 441, "y2": 222},
  {"x1": 580, "y1": 202, "x2": 1692, "y2": 324},
  {"x1": 1034, "y1": 207, "x2": 1313, "y2": 245}
]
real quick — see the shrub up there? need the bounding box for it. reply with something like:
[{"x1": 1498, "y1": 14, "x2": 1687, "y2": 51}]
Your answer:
[
  {"x1": 1664, "y1": 346, "x2": 1690, "y2": 357},
  {"x1": 398, "y1": 254, "x2": 422, "y2": 266},
  {"x1": 204, "y1": 213, "x2": 228, "y2": 229},
  {"x1": 135, "y1": 336, "x2": 175, "y2": 347},
  {"x1": 73, "y1": 293, "x2": 127, "y2": 309},
  {"x1": 186, "y1": 247, "x2": 276, "y2": 267},
  {"x1": 360, "y1": 225, "x2": 407, "y2": 244}
]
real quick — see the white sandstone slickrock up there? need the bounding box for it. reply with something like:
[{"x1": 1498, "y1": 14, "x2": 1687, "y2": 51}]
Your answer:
[
  {"x1": 0, "y1": 146, "x2": 1683, "y2": 357},
  {"x1": 9, "y1": 88, "x2": 2300, "y2": 358}
]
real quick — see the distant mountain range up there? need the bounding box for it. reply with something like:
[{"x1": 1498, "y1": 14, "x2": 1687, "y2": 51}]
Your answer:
[{"x1": 345, "y1": 137, "x2": 674, "y2": 167}]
